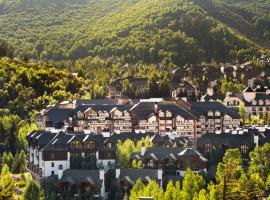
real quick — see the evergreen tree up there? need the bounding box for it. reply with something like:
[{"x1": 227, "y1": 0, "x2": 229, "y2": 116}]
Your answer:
[
  {"x1": 22, "y1": 180, "x2": 41, "y2": 200},
  {"x1": 173, "y1": 181, "x2": 181, "y2": 200},
  {"x1": 0, "y1": 164, "x2": 14, "y2": 199},
  {"x1": 249, "y1": 143, "x2": 270, "y2": 182},
  {"x1": 1, "y1": 151, "x2": 14, "y2": 169},
  {"x1": 208, "y1": 182, "x2": 222, "y2": 200},
  {"x1": 238, "y1": 173, "x2": 264, "y2": 200},
  {"x1": 132, "y1": 159, "x2": 137, "y2": 169},
  {"x1": 137, "y1": 160, "x2": 143, "y2": 169},
  {"x1": 143, "y1": 180, "x2": 163, "y2": 200},
  {"x1": 216, "y1": 149, "x2": 243, "y2": 200},
  {"x1": 180, "y1": 169, "x2": 205, "y2": 200},
  {"x1": 129, "y1": 179, "x2": 145, "y2": 200},
  {"x1": 164, "y1": 180, "x2": 175, "y2": 200},
  {"x1": 1, "y1": 164, "x2": 10, "y2": 176},
  {"x1": 12, "y1": 150, "x2": 27, "y2": 173},
  {"x1": 238, "y1": 103, "x2": 247, "y2": 124}
]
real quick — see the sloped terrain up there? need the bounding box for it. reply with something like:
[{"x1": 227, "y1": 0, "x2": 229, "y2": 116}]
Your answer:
[{"x1": 0, "y1": 0, "x2": 269, "y2": 64}]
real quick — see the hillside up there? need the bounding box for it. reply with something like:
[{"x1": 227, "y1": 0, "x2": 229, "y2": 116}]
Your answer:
[
  {"x1": 0, "y1": 57, "x2": 89, "y2": 118},
  {"x1": 0, "y1": 0, "x2": 269, "y2": 64}
]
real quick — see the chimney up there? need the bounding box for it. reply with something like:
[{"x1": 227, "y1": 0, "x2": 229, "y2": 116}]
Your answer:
[
  {"x1": 116, "y1": 168, "x2": 120, "y2": 179},
  {"x1": 100, "y1": 169, "x2": 105, "y2": 199},
  {"x1": 248, "y1": 79, "x2": 254, "y2": 88},
  {"x1": 207, "y1": 87, "x2": 214, "y2": 96},
  {"x1": 154, "y1": 103, "x2": 158, "y2": 113},
  {"x1": 141, "y1": 145, "x2": 146, "y2": 156},
  {"x1": 254, "y1": 135, "x2": 259, "y2": 147},
  {"x1": 58, "y1": 166, "x2": 64, "y2": 180},
  {"x1": 158, "y1": 169, "x2": 163, "y2": 188}
]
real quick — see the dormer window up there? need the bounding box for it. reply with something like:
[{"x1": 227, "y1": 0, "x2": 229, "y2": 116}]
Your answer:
[
  {"x1": 104, "y1": 112, "x2": 109, "y2": 118},
  {"x1": 166, "y1": 111, "x2": 172, "y2": 117},
  {"x1": 124, "y1": 112, "x2": 130, "y2": 117},
  {"x1": 208, "y1": 111, "x2": 213, "y2": 116},
  {"x1": 114, "y1": 110, "x2": 123, "y2": 118},
  {"x1": 252, "y1": 100, "x2": 257, "y2": 105},
  {"x1": 266, "y1": 100, "x2": 270, "y2": 106},
  {"x1": 99, "y1": 112, "x2": 104, "y2": 117},
  {"x1": 159, "y1": 112, "x2": 164, "y2": 117},
  {"x1": 176, "y1": 115, "x2": 184, "y2": 123},
  {"x1": 215, "y1": 111, "x2": 221, "y2": 116},
  {"x1": 77, "y1": 111, "x2": 84, "y2": 119},
  {"x1": 259, "y1": 100, "x2": 264, "y2": 106}
]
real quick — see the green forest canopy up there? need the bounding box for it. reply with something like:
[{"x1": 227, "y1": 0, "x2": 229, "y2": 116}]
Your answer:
[{"x1": 0, "y1": 0, "x2": 269, "y2": 64}]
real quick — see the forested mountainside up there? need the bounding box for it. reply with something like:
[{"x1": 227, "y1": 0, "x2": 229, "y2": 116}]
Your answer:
[
  {"x1": 0, "y1": 0, "x2": 269, "y2": 65},
  {"x1": 0, "y1": 57, "x2": 89, "y2": 119}
]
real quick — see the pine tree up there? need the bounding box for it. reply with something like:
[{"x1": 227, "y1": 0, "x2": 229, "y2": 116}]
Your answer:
[
  {"x1": 164, "y1": 180, "x2": 175, "y2": 200},
  {"x1": 1, "y1": 152, "x2": 14, "y2": 169},
  {"x1": 173, "y1": 181, "x2": 181, "y2": 200},
  {"x1": 143, "y1": 181, "x2": 163, "y2": 200},
  {"x1": 249, "y1": 144, "x2": 270, "y2": 182},
  {"x1": 180, "y1": 169, "x2": 205, "y2": 200},
  {"x1": 238, "y1": 173, "x2": 264, "y2": 200},
  {"x1": 137, "y1": 160, "x2": 143, "y2": 169},
  {"x1": 0, "y1": 164, "x2": 14, "y2": 199},
  {"x1": 216, "y1": 149, "x2": 243, "y2": 200},
  {"x1": 1, "y1": 164, "x2": 10, "y2": 176},
  {"x1": 129, "y1": 179, "x2": 145, "y2": 200},
  {"x1": 238, "y1": 103, "x2": 247, "y2": 124},
  {"x1": 132, "y1": 159, "x2": 137, "y2": 169},
  {"x1": 22, "y1": 180, "x2": 41, "y2": 200}
]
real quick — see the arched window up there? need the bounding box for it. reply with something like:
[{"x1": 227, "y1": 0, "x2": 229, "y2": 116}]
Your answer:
[{"x1": 208, "y1": 111, "x2": 213, "y2": 116}]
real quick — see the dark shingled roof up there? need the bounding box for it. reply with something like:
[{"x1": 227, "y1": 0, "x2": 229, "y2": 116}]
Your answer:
[
  {"x1": 43, "y1": 131, "x2": 74, "y2": 151},
  {"x1": 131, "y1": 102, "x2": 195, "y2": 120},
  {"x1": 255, "y1": 86, "x2": 267, "y2": 93},
  {"x1": 119, "y1": 169, "x2": 160, "y2": 185},
  {"x1": 74, "y1": 104, "x2": 132, "y2": 114},
  {"x1": 44, "y1": 108, "x2": 73, "y2": 125},
  {"x1": 74, "y1": 99, "x2": 116, "y2": 106},
  {"x1": 103, "y1": 132, "x2": 154, "y2": 144},
  {"x1": 190, "y1": 101, "x2": 240, "y2": 119},
  {"x1": 28, "y1": 130, "x2": 57, "y2": 147},
  {"x1": 178, "y1": 148, "x2": 208, "y2": 162},
  {"x1": 131, "y1": 147, "x2": 184, "y2": 161},
  {"x1": 197, "y1": 133, "x2": 255, "y2": 147},
  {"x1": 60, "y1": 169, "x2": 102, "y2": 188}
]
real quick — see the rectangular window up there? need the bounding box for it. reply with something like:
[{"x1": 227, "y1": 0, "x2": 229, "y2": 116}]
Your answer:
[{"x1": 51, "y1": 162, "x2": 54, "y2": 167}]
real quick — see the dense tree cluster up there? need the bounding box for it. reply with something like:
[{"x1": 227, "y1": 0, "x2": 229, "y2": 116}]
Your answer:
[
  {"x1": 0, "y1": 57, "x2": 88, "y2": 118},
  {"x1": 116, "y1": 136, "x2": 153, "y2": 168},
  {"x1": 129, "y1": 146, "x2": 270, "y2": 199},
  {"x1": 0, "y1": 0, "x2": 268, "y2": 64}
]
